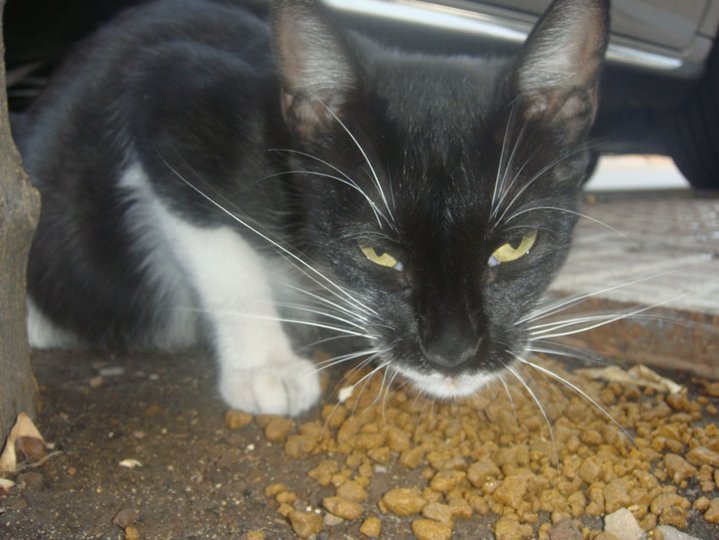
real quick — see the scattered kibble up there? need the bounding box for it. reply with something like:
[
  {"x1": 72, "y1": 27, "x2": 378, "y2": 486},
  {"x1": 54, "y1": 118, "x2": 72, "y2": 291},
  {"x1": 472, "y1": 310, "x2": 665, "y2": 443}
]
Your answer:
[
  {"x1": 224, "y1": 409, "x2": 252, "y2": 430},
  {"x1": 257, "y1": 358, "x2": 719, "y2": 538}
]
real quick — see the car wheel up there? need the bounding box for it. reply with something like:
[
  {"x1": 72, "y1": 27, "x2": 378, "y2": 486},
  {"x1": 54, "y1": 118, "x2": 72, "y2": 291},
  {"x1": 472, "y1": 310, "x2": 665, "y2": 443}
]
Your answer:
[{"x1": 666, "y1": 43, "x2": 719, "y2": 189}]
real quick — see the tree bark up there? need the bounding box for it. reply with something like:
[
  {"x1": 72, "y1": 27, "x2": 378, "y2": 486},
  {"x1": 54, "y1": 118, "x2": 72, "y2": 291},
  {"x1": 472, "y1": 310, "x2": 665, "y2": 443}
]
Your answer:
[{"x1": 0, "y1": 0, "x2": 41, "y2": 443}]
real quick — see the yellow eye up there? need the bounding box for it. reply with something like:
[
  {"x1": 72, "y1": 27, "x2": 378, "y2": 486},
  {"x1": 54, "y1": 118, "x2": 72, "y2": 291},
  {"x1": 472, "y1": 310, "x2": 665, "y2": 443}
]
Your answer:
[
  {"x1": 489, "y1": 230, "x2": 538, "y2": 267},
  {"x1": 361, "y1": 246, "x2": 403, "y2": 271}
]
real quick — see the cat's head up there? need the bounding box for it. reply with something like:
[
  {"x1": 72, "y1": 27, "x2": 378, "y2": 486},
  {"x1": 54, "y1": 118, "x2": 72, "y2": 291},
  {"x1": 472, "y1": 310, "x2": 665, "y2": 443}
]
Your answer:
[{"x1": 271, "y1": 0, "x2": 609, "y2": 397}]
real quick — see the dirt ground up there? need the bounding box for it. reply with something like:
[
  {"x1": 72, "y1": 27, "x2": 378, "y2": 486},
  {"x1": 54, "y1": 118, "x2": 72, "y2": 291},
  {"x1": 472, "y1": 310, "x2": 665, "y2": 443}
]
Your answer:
[{"x1": 1, "y1": 338, "x2": 719, "y2": 539}]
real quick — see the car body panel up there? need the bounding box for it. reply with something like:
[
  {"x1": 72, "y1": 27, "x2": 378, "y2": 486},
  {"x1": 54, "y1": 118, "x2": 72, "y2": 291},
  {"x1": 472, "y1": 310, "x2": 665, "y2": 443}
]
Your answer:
[{"x1": 322, "y1": 0, "x2": 719, "y2": 76}]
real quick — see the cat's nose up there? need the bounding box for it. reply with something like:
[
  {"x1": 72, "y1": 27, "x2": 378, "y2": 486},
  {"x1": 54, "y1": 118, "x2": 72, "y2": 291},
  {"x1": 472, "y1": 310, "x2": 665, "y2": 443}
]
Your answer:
[{"x1": 420, "y1": 325, "x2": 482, "y2": 371}]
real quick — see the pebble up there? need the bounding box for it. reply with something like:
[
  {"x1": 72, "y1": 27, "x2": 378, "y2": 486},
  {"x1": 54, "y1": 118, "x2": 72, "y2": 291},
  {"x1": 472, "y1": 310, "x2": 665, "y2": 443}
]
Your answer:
[
  {"x1": 547, "y1": 519, "x2": 582, "y2": 540},
  {"x1": 655, "y1": 525, "x2": 701, "y2": 540},
  {"x1": 246, "y1": 531, "x2": 265, "y2": 540},
  {"x1": 112, "y1": 508, "x2": 140, "y2": 529},
  {"x1": 603, "y1": 508, "x2": 645, "y2": 540}
]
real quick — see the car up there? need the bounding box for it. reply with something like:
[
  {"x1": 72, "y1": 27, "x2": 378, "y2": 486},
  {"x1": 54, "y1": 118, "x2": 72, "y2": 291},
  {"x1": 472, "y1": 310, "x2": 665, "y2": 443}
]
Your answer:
[{"x1": 5, "y1": 0, "x2": 719, "y2": 187}]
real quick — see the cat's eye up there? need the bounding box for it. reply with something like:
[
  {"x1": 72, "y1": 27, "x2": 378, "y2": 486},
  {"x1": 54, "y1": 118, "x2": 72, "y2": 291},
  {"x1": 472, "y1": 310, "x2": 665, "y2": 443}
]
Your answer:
[
  {"x1": 361, "y1": 246, "x2": 404, "y2": 271},
  {"x1": 489, "y1": 230, "x2": 538, "y2": 267}
]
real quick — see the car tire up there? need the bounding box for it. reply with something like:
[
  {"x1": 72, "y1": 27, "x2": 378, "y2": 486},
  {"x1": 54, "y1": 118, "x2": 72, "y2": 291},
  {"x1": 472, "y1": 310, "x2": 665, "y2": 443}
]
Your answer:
[{"x1": 666, "y1": 42, "x2": 719, "y2": 189}]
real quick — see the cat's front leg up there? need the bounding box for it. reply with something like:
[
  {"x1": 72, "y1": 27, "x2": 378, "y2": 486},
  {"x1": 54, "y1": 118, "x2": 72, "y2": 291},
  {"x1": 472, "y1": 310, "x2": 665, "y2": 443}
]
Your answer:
[{"x1": 160, "y1": 210, "x2": 321, "y2": 416}]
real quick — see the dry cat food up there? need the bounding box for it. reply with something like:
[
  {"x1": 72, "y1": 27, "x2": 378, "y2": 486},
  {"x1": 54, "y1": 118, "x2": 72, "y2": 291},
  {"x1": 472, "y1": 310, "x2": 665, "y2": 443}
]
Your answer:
[{"x1": 229, "y1": 358, "x2": 719, "y2": 538}]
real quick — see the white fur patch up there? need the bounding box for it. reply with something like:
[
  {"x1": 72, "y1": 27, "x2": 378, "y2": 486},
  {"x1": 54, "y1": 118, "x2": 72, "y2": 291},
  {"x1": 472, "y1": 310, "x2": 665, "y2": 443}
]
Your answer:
[
  {"x1": 394, "y1": 364, "x2": 499, "y2": 399},
  {"x1": 26, "y1": 298, "x2": 81, "y2": 349},
  {"x1": 122, "y1": 163, "x2": 320, "y2": 416}
]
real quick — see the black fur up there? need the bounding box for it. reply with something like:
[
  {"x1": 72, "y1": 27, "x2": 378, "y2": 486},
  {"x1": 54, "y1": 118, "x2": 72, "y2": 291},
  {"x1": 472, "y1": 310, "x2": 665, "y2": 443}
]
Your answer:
[{"x1": 18, "y1": 0, "x2": 609, "y2": 392}]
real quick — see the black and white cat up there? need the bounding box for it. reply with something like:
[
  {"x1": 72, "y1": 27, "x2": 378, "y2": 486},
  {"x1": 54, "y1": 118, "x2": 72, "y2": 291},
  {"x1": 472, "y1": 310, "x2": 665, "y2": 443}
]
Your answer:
[{"x1": 17, "y1": 0, "x2": 609, "y2": 416}]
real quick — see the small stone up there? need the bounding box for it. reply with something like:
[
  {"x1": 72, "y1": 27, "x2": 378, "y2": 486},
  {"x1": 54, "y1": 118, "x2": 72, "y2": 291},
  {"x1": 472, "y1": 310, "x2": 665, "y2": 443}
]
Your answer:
[
  {"x1": 547, "y1": 519, "x2": 582, "y2": 540},
  {"x1": 381, "y1": 488, "x2": 426, "y2": 516},
  {"x1": 604, "y1": 508, "x2": 645, "y2": 540},
  {"x1": 703, "y1": 498, "x2": 719, "y2": 524},
  {"x1": 655, "y1": 525, "x2": 701, "y2": 540},
  {"x1": 323, "y1": 513, "x2": 345, "y2": 527},
  {"x1": 359, "y1": 516, "x2": 381, "y2": 537},
  {"x1": 322, "y1": 496, "x2": 363, "y2": 520},
  {"x1": 224, "y1": 409, "x2": 253, "y2": 430},
  {"x1": 411, "y1": 518, "x2": 452, "y2": 540},
  {"x1": 113, "y1": 508, "x2": 140, "y2": 529},
  {"x1": 246, "y1": 531, "x2": 265, "y2": 540},
  {"x1": 288, "y1": 510, "x2": 323, "y2": 538}
]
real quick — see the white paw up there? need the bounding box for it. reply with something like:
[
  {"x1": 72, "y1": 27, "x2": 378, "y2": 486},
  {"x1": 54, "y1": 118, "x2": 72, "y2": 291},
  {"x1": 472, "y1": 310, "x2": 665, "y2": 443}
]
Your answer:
[{"x1": 219, "y1": 357, "x2": 321, "y2": 416}]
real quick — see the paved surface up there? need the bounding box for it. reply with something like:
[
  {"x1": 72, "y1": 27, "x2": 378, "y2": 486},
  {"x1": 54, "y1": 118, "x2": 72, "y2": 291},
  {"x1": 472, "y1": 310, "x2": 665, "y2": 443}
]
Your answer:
[{"x1": 552, "y1": 189, "x2": 719, "y2": 315}]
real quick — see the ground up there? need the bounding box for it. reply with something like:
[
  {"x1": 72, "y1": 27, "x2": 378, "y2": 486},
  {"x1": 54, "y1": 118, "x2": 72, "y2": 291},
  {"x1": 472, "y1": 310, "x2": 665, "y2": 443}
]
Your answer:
[{"x1": 1, "y1": 190, "x2": 719, "y2": 539}]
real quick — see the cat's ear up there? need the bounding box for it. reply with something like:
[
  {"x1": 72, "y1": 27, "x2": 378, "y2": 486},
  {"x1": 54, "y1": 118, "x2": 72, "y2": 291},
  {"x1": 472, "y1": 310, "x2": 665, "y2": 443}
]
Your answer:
[
  {"x1": 513, "y1": 0, "x2": 609, "y2": 142},
  {"x1": 271, "y1": 0, "x2": 359, "y2": 138}
]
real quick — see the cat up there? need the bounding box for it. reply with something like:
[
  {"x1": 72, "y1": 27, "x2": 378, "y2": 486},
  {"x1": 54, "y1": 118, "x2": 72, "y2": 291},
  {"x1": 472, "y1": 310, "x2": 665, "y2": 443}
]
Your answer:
[{"x1": 16, "y1": 0, "x2": 609, "y2": 416}]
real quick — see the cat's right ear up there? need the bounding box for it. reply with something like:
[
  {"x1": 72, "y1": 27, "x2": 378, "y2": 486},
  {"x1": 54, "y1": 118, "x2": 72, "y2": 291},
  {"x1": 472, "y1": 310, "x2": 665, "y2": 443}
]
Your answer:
[
  {"x1": 271, "y1": 0, "x2": 360, "y2": 139},
  {"x1": 513, "y1": 0, "x2": 610, "y2": 143}
]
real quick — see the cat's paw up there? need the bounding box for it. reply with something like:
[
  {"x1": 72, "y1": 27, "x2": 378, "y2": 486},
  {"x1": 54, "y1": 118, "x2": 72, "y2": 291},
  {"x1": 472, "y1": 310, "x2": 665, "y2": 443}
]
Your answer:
[{"x1": 219, "y1": 357, "x2": 321, "y2": 416}]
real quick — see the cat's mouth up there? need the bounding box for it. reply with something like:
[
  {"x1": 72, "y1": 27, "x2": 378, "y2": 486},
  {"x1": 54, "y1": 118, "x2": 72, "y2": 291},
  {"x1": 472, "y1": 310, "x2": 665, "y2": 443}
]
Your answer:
[{"x1": 393, "y1": 364, "x2": 501, "y2": 399}]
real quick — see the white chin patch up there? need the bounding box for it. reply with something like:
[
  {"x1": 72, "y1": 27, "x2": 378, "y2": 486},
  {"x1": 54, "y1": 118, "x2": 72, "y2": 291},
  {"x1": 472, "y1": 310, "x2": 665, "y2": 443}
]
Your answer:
[{"x1": 397, "y1": 366, "x2": 499, "y2": 399}]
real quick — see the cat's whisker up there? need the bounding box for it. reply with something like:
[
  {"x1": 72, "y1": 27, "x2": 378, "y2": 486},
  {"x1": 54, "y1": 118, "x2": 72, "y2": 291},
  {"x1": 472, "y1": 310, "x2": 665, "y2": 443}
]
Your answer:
[
  {"x1": 316, "y1": 100, "x2": 396, "y2": 227},
  {"x1": 498, "y1": 374, "x2": 520, "y2": 430},
  {"x1": 258, "y1": 168, "x2": 388, "y2": 227},
  {"x1": 492, "y1": 123, "x2": 528, "y2": 221},
  {"x1": 273, "y1": 301, "x2": 372, "y2": 331},
  {"x1": 492, "y1": 144, "x2": 600, "y2": 228},
  {"x1": 503, "y1": 205, "x2": 628, "y2": 240},
  {"x1": 490, "y1": 102, "x2": 518, "y2": 217},
  {"x1": 525, "y1": 342, "x2": 610, "y2": 367},
  {"x1": 280, "y1": 283, "x2": 374, "y2": 325},
  {"x1": 509, "y1": 351, "x2": 634, "y2": 444},
  {"x1": 160, "y1": 157, "x2": 381, "y2": 319},
  {"x1": 529, "y1": 288, "x2": 700, "y2": 339},
  {"x1": 504, "y1": 362, "x2": 555, "y2": 449},
  {"x1": 516, "y1": 263, "x2": 708, "y2": 326},
  {"x1": 178, "y1": 307, "x2": 376, "y2": 339},
  {"x1": 313, "y1": 348, "x2": 385, "y2": 372}
]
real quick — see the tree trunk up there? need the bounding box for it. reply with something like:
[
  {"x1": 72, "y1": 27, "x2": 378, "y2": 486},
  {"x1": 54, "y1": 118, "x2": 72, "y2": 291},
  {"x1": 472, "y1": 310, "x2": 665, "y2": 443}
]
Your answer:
[{"x1": 0, "y1": 0, "x2": 41, "y2": 443}]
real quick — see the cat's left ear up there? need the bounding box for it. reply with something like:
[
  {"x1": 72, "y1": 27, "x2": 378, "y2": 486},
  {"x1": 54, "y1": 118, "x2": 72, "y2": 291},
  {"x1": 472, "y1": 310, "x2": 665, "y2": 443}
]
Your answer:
[
  {"x1": 271, "y1": 0, "x2": 360, "y2": 139},
  {"x1": 513, "y1": 0, "x2": 610, "y2": 142}
]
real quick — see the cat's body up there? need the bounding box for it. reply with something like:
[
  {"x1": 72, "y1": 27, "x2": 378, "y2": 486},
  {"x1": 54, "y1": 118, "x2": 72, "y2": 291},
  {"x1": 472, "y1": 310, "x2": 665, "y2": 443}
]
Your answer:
[{"x1": 18, "y1": 0, "x2": 609, "y2": 415}]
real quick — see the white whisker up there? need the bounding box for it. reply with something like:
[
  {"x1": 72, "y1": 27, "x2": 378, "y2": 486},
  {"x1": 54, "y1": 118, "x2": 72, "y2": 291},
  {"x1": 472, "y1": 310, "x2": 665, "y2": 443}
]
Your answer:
[
  {"x1": 510, "y1": 352, "x2": 634, "y2": 443},
  {"x1": 504, "y1": 362, "x2": 555, "y2": 446},
  {"x1": 158, "y1": 156, "x2": 381, "y2": 319}
]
